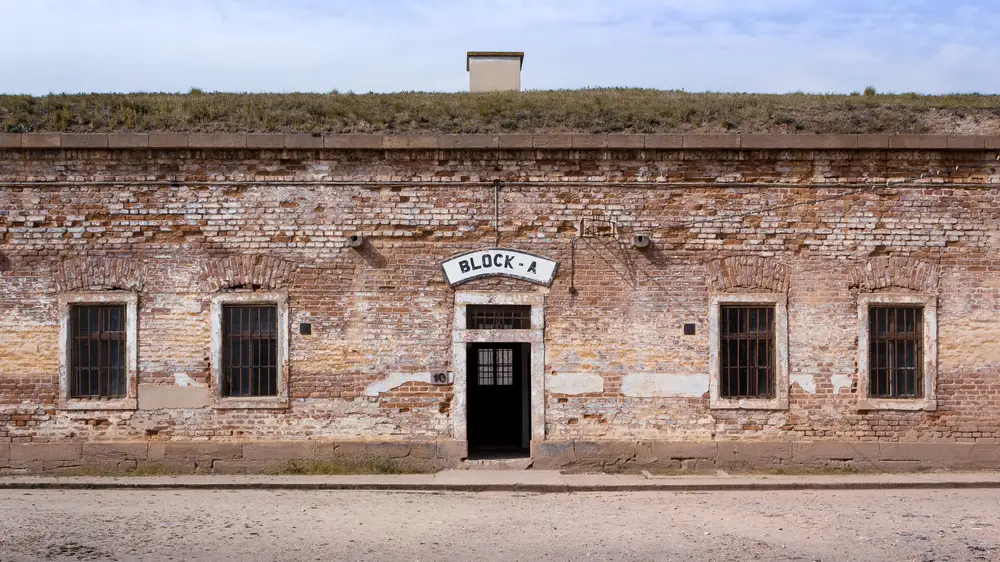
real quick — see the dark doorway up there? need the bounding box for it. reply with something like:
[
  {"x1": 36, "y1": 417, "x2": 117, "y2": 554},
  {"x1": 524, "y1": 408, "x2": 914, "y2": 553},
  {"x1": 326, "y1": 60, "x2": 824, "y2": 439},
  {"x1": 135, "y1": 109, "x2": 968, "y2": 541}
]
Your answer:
[{"x1": 467, "y1": 343, "x2": 530, "y2": 458}]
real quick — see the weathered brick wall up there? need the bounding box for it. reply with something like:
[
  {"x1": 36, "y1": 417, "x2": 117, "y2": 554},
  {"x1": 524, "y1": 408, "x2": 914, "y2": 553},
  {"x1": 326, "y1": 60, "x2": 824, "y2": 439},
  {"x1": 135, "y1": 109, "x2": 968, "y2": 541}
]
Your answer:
[{"x1": 2, "y1": 143, "x2": 1000, "y2": 467}]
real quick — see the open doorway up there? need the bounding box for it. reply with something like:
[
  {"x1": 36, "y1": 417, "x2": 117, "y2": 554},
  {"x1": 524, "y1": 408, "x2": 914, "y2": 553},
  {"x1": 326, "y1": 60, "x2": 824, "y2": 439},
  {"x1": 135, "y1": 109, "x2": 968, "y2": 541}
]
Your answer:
[
  {"x1": 452, "y1": 292, "x2": 546, "y2": 458},
  {"x1": 466, "y1": 342, "x2": 531, "y2": 458}
]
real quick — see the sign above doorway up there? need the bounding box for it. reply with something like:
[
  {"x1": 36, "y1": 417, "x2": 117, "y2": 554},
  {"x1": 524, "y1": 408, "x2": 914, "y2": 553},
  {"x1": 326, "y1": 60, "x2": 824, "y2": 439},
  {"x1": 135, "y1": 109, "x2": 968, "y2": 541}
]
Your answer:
[{"x1": 441, "y1": 248, "x2": 558, "y2": 287}]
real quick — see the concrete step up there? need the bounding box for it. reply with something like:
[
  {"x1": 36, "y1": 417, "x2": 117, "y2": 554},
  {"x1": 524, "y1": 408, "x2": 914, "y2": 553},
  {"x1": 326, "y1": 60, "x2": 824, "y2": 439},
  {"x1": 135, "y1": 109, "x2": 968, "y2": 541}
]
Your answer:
[{"x1": 461, "y1": 457, "x2": 534, "y2": 470}]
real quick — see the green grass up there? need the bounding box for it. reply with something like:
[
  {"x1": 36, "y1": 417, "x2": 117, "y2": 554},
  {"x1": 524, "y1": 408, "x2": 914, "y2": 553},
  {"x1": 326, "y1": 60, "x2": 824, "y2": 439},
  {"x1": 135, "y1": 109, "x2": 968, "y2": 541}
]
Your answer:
[
  {"x1": 266, "y1": 457, "x2": 429, "y2": 475},
  {"x1": 2, "y1": 89, "x2": 999, "y2": 134}
]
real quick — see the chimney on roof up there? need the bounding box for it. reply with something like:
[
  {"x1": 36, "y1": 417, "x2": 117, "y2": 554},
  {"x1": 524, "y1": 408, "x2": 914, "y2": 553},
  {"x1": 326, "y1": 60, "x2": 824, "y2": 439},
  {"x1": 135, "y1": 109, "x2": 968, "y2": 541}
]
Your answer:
[{"x1": 466, "y1": 52, "x2": 523, "y2": 92}]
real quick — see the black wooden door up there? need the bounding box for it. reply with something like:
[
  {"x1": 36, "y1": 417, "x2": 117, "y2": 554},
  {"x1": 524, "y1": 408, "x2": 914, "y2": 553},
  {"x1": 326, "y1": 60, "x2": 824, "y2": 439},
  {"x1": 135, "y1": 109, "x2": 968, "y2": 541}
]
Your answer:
[{"x1": 467, "y1": 343, "x2": 524, "y2": 450}]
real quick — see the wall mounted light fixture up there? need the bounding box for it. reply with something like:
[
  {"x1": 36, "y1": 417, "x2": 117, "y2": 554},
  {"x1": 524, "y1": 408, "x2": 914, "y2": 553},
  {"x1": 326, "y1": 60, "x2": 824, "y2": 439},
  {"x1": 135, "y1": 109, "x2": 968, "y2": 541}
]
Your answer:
[{"x1": 632, "y1": 233, "x2": 651, "y2": 249}]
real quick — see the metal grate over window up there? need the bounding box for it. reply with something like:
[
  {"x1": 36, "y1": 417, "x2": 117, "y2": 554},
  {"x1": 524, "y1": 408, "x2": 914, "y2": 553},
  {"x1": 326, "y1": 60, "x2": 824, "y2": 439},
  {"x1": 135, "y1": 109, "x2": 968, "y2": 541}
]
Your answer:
[
  {"x1": 869, "y1": 306, "x2": 923, "y2": 399},
  {"x1": 466, "y1": 305, "x2": 531, "y2": 330},
  {"x1": 222, "y1": 305, "x2": 279, "y2": 397},
  {"x1": 477, "y1": 347, "x2": 514, "y2": 386},
  {"x1": 70, "y1": 304, "x2": 127, "y2": 398},
  {"x1": 720, "y1": 306, "x2": 775, "y2": 399}
]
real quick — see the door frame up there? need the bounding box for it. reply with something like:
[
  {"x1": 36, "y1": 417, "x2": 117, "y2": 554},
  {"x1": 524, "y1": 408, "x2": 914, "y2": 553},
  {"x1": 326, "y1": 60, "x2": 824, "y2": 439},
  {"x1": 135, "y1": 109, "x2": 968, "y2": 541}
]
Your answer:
[{"x1": 452, "y1": 291, "x2": 546, "y2": 450}]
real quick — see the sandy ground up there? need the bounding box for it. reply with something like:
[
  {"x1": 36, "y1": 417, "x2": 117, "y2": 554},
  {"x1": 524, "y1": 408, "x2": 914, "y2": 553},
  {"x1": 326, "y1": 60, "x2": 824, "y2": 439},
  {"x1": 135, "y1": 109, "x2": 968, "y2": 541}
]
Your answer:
[{"x1": 0, "y1": 489, "x2": 998, "y2": 561}]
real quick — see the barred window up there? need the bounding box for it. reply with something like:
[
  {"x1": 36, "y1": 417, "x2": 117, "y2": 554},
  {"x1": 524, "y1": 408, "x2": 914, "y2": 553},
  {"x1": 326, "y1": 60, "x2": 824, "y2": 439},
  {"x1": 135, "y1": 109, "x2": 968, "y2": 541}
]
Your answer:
[
  {"x1": 70, "y1": 304, "x2": 127, "y2": 398},
  {"x1": 869, "y1": 306, "x2": 923, "y2": 399},
  {"x1": 719, "y1": 305, "x2": 775, "y2": 399},
  {"x1": 466, "y1": 305, "x2": 531, "y2": 329},
  {"x1": 476, "y1": 347, "x2": 515, "y2": 386},
  {"x1": 222, "y1": 305, "x2": 278, "y2": 397}
]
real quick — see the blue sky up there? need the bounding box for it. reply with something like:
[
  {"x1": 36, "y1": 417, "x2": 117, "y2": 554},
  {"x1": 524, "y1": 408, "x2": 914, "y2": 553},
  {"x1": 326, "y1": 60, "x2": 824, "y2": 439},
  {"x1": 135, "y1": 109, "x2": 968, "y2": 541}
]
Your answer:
[{"x1": 2, "y1": 0, "x2": 998, "y2": 95}]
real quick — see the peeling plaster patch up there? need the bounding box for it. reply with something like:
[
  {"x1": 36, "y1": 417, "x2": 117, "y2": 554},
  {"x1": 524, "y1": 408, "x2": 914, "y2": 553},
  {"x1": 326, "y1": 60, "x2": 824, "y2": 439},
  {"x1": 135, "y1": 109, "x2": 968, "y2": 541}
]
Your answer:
[
  {"x1": 790, "y1": 374, "x2": 817, "y2": 394},
  {"x1": 621, "y1": 373, "x2": 709, "y2": 397},
  {"x1": 546, "y1": 372, "x2": 604, "y2": 395},
  {"x1": 307, "y1": 164, "x2": 331, "y2": 177},
  {"x1": 832, "y1": 375, "x2": 854, "y2": 395},
  {"x1": 364, "y1": 372, "x2": 433, "y2": 396},
  {"x1": 173, "y1": 372, "x2": 206, "y2": 388}
]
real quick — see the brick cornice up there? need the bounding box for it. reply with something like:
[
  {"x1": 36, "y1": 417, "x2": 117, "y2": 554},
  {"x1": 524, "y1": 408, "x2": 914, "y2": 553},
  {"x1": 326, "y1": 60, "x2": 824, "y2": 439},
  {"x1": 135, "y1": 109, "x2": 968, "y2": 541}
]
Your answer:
[{"x1": 2, "y1": 133, "x2": 997, "y2": 151}]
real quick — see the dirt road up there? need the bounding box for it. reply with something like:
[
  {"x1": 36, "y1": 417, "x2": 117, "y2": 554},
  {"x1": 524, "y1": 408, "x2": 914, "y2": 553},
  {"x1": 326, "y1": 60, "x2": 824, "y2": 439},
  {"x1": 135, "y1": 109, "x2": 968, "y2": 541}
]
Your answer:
[{"x1": 1, "y1": 488, "x2": 997, "y2": 561}]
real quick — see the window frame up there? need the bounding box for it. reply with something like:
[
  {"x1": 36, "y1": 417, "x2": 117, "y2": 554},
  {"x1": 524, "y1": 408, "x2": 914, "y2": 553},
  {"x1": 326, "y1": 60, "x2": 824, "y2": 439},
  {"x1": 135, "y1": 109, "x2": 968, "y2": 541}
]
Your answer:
[
  {"x1": 57, "y1": 292, "x2": 138, "y2": 410},
  {"x1": 857, "y1": 294, "x2": 937, "y2": 411},
  {"x1": 221, "y1": 303, "x2": 280, "y2": 398},
  {"x1": 210, "y1": 291, "x2": 289, "y2": 409},
  {"x1": 466, "y1": 304, "x2": 532, "y2": 330},
  {"x1": 709, "y1": 293, "x2": 789, "y2": 410}
]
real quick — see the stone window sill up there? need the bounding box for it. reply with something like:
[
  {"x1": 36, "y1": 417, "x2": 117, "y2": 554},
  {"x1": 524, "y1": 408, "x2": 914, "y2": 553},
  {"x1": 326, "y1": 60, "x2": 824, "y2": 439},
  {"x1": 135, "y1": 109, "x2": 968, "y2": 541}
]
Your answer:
[
  {"x1": 710, "y1": 396, "x2": 788, "y2": 411},
  {"x1": 58, "y1": 397, "x2": 138, "y2": 411},
  {"x1": 212, "y1": 397, "x2": 289, "y2": 410},
  {"x1": 857, "y1": 398, "x2": 937, "y2": 412}
]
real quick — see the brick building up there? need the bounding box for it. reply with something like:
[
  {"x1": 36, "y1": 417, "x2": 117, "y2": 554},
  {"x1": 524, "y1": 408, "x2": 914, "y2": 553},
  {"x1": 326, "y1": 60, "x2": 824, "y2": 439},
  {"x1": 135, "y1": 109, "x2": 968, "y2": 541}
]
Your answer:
[{"x1": 2, "y1": 131, "x2": 1000, "y2": 472}]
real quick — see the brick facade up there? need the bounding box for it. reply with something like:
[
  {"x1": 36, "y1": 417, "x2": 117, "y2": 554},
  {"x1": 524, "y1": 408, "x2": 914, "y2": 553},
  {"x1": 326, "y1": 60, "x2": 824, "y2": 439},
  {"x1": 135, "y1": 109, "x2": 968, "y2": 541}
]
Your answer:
[{"x1": 2, "y1": 136, "x2": 1000, "y2": 472}]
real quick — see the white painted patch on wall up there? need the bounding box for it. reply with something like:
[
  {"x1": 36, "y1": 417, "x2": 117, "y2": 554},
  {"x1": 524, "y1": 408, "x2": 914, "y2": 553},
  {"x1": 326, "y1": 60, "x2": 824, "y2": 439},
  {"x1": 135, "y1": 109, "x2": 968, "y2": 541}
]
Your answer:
[
  {"x1": 621, "y1": 373, "x2": 709, "y2": 397},
  {"x1": 546, "y1": 372, "x2": 604, "y2": 395},
  {"x1": 790, "y1": 374, "x2": 817, "y2": 394},
  {"x1": 831, "y1": 374, "x2": 854, "y2": 395},
  {"x1": 364, "y1": 372, "x2": 433, "y2": 396},
  {"x1": 173, "y1": 372, "x2": 206, "y2": 388}
]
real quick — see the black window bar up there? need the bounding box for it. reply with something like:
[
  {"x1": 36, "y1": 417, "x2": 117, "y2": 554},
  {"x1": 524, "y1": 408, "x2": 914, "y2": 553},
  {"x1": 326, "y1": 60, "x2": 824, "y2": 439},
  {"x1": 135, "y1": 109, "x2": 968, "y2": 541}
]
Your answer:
[
  {"x1": 869, "y1": 306, "x2": 923, "y2": 399},
  {"x1": 720, "y1": 305, "x2": 776, "y2": 399},
  {"x1": 70, "y1": 304, "x2": 127, "y2": 398},
  {"x1": 466, "y1": 305, "x2": 531, "y2": 330},
  {"x1": 477, "y1": 347, "x2": 514, "y2": 386},
  {"x1": 222, "y1": 304, "x2": 279, "y2": 397}
]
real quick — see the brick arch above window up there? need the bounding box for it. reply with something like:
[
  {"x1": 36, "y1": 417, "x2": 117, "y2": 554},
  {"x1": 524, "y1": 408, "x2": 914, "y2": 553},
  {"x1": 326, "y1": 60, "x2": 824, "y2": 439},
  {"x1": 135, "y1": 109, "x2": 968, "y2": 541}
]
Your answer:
[
  {"x1": 706, "y1": 256, "x2": 789, "y2": 293},
  {"x1": 53, "y1": 256, "x2": 145, "y2": 292},
  {"x1": 206, "y1": 254, "x2": 298, "y2": 291},
  {"x1": 850, "y1": 257, "x2": 939, "y2": 293}
]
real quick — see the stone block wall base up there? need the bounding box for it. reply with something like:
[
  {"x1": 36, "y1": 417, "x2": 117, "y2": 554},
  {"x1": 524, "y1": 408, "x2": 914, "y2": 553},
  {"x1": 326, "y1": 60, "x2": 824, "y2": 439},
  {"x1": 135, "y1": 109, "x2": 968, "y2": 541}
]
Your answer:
[
  {"x1": 531, "y1": 440, "x2": 1000, "y2": 471},
  {"x1": 0, "y1": 440, "x2": 465, "y2": 475},
  {"x1": 3, "y1": 440, "x2": 998, "y2": 474}
]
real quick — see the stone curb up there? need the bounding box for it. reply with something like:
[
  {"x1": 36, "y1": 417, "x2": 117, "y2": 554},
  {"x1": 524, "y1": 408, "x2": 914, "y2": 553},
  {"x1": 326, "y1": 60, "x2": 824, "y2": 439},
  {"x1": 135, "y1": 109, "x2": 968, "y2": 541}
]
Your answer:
[
  {"x1": 2, "y1": 133, "x2": 997, "y2": 151},
  {"x1": 3, "y1": 478, "x2": 1000, "y2": 493}
]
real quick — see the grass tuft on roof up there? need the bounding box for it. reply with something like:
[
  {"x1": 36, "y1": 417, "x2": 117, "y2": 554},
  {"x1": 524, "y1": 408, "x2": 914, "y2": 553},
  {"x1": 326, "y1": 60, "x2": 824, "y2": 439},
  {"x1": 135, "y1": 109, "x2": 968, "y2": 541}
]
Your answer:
[{"x1": 2, "y1": 88, "x2": 999, "y2": 134}]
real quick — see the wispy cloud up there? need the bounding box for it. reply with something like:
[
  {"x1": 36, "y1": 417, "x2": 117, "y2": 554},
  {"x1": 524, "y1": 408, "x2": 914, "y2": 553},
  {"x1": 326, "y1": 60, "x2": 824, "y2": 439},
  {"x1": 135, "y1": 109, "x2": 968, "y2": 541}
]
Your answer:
[{"x1": 1, "y1": 0, "x2": 997, "y2": 95}]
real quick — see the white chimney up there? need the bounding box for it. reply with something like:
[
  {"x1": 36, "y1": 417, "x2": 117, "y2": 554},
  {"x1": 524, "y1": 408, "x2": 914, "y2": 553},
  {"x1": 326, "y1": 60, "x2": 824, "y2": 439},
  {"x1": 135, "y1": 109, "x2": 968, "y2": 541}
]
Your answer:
[{"x1": 466, "y1": 52, "x2": 523, "y2": 92}]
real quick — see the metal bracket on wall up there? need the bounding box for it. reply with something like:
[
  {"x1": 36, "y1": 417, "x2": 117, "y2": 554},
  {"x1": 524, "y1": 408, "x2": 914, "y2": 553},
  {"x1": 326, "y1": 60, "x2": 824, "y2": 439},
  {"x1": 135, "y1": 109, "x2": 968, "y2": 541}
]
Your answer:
[{"x1": 576, "y1": 218, "x2": 618, "y2": 239}]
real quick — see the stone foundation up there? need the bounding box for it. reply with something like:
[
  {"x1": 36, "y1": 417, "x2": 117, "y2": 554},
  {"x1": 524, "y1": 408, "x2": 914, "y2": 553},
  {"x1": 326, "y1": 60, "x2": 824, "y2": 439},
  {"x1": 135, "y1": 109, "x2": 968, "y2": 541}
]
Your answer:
[
  {"x1": 0, "y1": 440, "x2": 465, "y2": 475},
  {"x1": 2, "y1": 440, "x2": 997, "y2": 475}
]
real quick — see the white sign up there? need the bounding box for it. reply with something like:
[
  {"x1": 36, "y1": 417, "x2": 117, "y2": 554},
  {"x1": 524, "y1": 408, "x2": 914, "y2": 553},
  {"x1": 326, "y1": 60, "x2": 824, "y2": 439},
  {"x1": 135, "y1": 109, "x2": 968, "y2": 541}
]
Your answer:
[{"x1": 441, "y1": 248, "x2": 558, "y2": 287}]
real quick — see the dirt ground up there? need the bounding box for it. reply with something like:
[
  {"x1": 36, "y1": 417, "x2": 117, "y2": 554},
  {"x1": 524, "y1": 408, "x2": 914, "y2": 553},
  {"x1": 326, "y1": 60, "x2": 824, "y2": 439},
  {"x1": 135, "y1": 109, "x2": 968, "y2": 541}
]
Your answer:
[{"x1": 0, "y1": 488, "x2": 997, "y2": 561}]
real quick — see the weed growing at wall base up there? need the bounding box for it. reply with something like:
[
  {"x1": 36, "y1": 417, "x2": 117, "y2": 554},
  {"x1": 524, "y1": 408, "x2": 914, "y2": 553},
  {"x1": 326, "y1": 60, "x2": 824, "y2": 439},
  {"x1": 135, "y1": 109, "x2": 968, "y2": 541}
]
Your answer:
[{"x1": 269, "y1": 457, "x2": 428, "y2": 475}]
